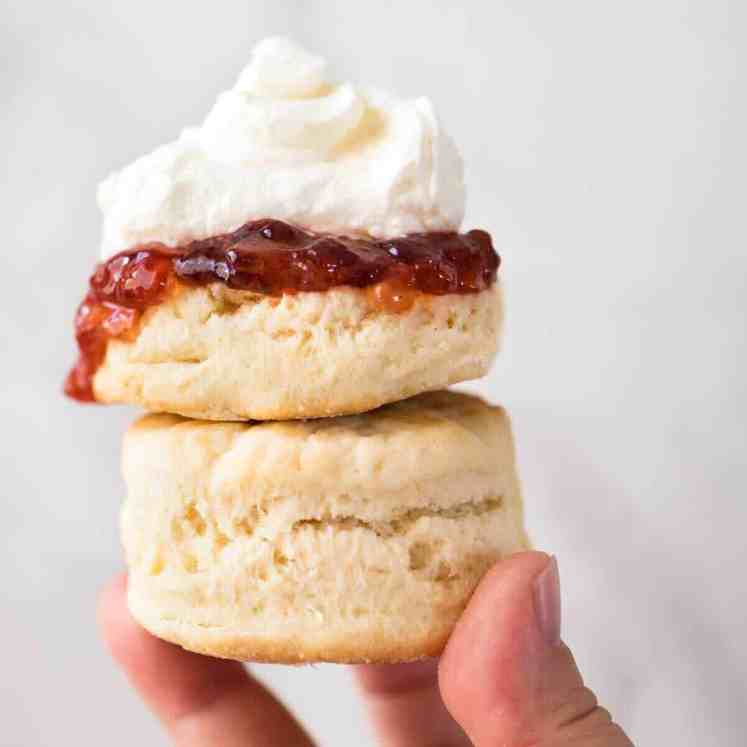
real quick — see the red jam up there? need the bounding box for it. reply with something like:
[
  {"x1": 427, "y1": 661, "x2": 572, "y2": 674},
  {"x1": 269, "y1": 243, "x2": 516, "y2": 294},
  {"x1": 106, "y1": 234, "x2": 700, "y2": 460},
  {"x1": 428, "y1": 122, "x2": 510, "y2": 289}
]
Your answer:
[{"x1": 64, "y1": 219, "x2": 500, "y2": 402}]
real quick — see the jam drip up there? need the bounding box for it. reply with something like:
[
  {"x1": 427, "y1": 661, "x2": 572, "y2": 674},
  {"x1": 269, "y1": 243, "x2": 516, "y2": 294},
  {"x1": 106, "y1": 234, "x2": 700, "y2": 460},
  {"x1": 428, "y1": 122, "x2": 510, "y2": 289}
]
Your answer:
[{"x1": 65, "y1": 219, "x2": 500, "y2": 402}]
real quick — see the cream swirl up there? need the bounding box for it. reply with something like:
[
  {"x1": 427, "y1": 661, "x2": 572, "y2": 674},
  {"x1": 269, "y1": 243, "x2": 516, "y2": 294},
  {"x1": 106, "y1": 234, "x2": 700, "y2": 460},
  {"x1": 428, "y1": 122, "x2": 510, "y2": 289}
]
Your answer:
[{"x1": 98, "y1": 37, "x2": 465, "y2": 258}]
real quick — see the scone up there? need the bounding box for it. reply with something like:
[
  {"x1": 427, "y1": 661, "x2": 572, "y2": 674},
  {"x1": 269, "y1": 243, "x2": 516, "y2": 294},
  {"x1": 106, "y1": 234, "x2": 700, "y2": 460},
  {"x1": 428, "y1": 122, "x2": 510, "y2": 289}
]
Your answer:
[
  {"x1": 121, "y1": 391, "x2": 529, "y2": 663},
  {"x1": 64, "y1": 38, "x2": 503, "y2": 421}
]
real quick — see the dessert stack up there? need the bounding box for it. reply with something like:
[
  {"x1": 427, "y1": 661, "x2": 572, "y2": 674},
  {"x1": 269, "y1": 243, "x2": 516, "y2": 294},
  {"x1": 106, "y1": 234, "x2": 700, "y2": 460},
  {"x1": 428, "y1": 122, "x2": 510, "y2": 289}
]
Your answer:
[{"x1": 66, "y1": 38, "x2": 529, "y2": 663}]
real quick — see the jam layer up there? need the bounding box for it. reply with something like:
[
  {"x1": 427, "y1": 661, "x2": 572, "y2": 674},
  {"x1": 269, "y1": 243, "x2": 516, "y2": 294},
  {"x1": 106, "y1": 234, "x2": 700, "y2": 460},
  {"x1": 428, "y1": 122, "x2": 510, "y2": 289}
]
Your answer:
[{"x1": 65, "y1": 219, "x2": 500, "y2": 402}]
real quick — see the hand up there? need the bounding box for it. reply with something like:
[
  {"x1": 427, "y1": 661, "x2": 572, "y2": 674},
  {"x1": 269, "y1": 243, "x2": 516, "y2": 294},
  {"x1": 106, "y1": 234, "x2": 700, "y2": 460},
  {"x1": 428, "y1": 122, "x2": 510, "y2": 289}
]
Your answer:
[{"x1": 98, "y1": 552, "x2": 633, "y2": 746}]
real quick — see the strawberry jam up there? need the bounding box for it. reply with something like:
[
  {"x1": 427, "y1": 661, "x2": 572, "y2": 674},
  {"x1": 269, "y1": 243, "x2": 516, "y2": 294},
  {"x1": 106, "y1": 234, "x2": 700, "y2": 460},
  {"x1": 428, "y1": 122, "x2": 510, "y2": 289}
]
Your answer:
[{"x1": 65, "y1": 219, "x2": 500, "y2": 402}]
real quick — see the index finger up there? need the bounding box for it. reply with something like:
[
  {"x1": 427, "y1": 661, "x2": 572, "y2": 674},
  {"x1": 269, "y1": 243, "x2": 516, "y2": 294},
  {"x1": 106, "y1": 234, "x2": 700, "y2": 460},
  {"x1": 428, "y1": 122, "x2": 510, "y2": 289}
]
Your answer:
[
  {"x1": 353, "y1": 660, "x2": 470, "y2": 746},
  {"x1": 98, "y1": 573, "x2": 315, "y2": 747}
]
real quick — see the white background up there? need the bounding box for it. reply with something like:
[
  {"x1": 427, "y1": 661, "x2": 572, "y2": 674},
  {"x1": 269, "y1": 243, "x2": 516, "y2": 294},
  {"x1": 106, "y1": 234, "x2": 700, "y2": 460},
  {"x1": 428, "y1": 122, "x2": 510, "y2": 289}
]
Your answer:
[{"x1": 2, "y1": 1, "x2": 744, "y2": 744}]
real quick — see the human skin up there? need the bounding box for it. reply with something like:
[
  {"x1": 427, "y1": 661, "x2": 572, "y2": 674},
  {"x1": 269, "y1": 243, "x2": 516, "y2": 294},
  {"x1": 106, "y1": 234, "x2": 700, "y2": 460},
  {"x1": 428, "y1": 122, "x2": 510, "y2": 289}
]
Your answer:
[{"x1": 97, "y1": 552, "x2": 633, "y2": 746}]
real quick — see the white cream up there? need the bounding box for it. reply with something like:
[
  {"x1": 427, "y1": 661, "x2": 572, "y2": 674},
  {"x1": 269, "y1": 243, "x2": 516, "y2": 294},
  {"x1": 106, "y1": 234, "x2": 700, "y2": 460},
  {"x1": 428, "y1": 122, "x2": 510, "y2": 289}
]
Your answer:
[{"x1": 98, "y1": 37, "x2": 465, "y2": 258}]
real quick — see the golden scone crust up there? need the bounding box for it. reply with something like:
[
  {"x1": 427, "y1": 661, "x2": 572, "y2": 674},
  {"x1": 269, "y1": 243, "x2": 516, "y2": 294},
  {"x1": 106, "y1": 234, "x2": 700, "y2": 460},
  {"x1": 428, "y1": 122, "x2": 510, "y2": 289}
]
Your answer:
[
  {"x1": 94, "y1": 284, "x2": 502, "y2": 421},
  {"x1": 121, "y1": 391, "x2": 529, "y2": 663}
]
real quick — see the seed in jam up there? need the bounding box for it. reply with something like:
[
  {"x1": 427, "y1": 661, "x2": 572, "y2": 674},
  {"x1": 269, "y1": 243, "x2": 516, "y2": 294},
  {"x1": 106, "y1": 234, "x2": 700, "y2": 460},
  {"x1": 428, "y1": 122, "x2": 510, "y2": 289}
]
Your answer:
[
  {"x1": 65, "y1": 219, "x2": 500, "y2": 402},
  {"x1": 366, "y1": 282, "x2": 418, "y2": 313}
]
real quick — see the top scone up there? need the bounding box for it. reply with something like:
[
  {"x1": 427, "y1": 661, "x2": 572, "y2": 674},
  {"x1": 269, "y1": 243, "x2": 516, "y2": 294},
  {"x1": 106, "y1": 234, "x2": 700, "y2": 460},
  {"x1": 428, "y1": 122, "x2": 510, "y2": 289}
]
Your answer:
[{"x1": 65, "y1": 38, "x2": 503, "y2": 421}]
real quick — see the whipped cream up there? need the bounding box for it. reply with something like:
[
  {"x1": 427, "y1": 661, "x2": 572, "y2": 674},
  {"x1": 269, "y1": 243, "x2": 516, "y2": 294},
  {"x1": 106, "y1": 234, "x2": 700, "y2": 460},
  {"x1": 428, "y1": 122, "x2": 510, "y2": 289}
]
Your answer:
[{"x1": 98, "y1": 37, "x2": 465, "y2": 258}]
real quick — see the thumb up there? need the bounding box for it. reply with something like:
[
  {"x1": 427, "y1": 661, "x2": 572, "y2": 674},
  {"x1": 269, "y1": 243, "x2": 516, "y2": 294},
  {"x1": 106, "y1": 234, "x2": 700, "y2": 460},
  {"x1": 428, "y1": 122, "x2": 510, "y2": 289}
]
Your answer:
[{"x1": 439, "y1": 552, "x2": 633, "y2": 746}]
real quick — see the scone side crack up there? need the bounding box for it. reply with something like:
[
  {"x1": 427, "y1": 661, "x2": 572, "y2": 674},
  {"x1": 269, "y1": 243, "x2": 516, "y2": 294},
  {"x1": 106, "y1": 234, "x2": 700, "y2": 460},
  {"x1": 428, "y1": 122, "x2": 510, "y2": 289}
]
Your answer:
[
  {"x1": 134, "y1": 494, "x2": 507, "y2": 582},
  {"x1": 132, "y1": 494, "x2": 510, "y2": 597},
  {"x1": 293, "y1": 496, "x2": 504, "y2": 538},
  {"x1": 64, "y1": 219, "x2": 500, "y2": 402}
]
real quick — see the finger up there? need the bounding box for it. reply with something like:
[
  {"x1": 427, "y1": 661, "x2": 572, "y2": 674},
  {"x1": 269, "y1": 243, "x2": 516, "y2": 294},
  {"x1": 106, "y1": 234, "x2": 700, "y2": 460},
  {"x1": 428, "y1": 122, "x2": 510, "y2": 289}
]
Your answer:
[
  {"x1": 439, "y1": 552, "x2": 633, "y2": 746},
  {"x1": 353, "y1": 660, "x2": 470, "y2": 746},
  {"x1": 98, "y1": 573, "x2": 315, "y2": 747}
]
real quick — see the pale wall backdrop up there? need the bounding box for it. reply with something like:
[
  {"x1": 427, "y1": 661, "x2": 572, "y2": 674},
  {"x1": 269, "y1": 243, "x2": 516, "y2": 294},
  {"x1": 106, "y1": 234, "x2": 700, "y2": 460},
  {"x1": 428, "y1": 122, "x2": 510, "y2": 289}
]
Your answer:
[{"x1": 2, "y1": 1, "x2": 744, "y2": 745}]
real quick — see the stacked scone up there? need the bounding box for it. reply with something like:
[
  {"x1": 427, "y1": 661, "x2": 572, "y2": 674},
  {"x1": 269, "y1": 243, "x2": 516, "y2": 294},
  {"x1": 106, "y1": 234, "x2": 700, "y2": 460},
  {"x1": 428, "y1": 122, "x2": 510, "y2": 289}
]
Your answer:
[{"x1": 66, "y1": 38, "x2": 529, "y2": 663}]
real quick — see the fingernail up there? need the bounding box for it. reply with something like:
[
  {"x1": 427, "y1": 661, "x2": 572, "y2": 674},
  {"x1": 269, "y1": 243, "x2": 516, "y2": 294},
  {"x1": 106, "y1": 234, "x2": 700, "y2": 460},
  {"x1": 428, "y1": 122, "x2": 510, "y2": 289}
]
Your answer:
[{"x1": 533, "y1": 555, "x2": 561, "y2": 646}]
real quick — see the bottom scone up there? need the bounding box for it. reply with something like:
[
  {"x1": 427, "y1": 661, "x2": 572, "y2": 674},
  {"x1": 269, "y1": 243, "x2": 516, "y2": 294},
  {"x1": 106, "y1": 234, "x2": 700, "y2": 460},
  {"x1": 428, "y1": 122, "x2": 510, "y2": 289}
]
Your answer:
[{"x1": 121, "y1": 391, "x2": 529, "y2": 663}]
